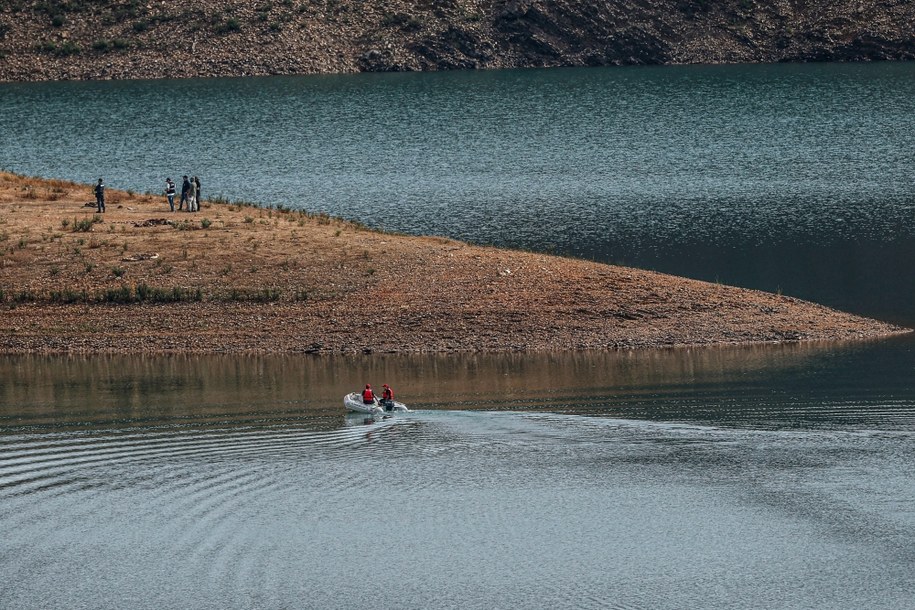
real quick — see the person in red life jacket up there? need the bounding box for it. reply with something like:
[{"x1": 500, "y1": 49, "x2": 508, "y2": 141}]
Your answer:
[
  {"x1": 381, "y1": 384, "x2": 394, "y2": 411},
  {"x1": 362, "y1": 384, "x2": 375, "y2": 405}
]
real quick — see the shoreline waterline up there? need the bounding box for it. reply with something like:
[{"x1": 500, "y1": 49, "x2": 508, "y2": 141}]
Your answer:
[{"x1": 0, "y1": 172, "x2": 907, "y2": 355}]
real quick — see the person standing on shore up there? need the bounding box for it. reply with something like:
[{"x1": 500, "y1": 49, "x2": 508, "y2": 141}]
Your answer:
[
  {"x1": 94, "y1": 178, "x2": 105, "y2": 213},
  {"x1": 165, "y1": 177, "x2": 176, "y2": 212},
  {"x1": 188, "y1": 176, "x2": 197, "y2": 212},
  {"x1": 179, "y1": 175, "x2": 190, "y2": 211},
  {"x1": 194, "y1": 176, "x2": 201, "y2": 209}
]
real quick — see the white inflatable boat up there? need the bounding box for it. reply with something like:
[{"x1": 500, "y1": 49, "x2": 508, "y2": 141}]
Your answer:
[{"x1": 343, "y1": 392, "x2": 410, "y2": 414}]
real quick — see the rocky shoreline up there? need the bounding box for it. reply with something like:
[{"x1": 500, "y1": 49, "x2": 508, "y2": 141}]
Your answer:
[
  {"x1": 1, "y1": 1, "x2": 914, "y2": 82},
  {"x1": 0, "y1": 172, "x2": 907, "y2": 354}
]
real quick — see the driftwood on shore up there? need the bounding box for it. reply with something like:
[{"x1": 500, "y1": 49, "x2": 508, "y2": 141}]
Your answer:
[{"x1": 0, "y1": 172, "x2": 907, "y2": 354}]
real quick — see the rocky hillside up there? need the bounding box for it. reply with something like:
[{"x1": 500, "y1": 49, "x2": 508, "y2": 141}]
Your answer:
[{"x1": 0, "y1": 0, "x2": 913, "y2": 81}]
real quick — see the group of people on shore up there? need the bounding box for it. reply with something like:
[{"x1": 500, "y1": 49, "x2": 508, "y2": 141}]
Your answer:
[
  {"x1": 92, "y1": 176, "x2": 203, "y2": 213},
  {"x1": 362, "y1": 383, "x2": 396, "y2": 411},
  {"x1": 164, "y1": 175, "x2": 202, "y2": 212}
]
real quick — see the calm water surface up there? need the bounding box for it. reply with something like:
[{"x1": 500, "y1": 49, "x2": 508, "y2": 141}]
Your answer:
[
  {"x1": 2, "y1": 343, "x2": 915, "y2": 608},
  {"x1": 3, "y1": 63, "x2": 915, "y2": 607}
]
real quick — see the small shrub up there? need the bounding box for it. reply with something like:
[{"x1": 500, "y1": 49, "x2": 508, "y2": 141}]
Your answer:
[
  {"x1": 200, "y1": 218, "x2": 212, "y2": 229},
  {"x1": 111, "y1": 266, "x2": 125, "y2": 278},
  {"x1": 134, "y1": 283, "x2": 201, "y2": 302},
  {"x1": 40, "y1": 40, "x2": 81, "y2": 56},
  {"x1": 259, "y1": 288, "x2": 281, "y2": 302},
  {"x1": 72, "y1": 218, "x2": 93, "y2": 232},
  {"x1": 50, "y1": 289, "x2": 87, "y2": 304},
  {"x1": 13, "y1": 290, "x2": 36, "y2": 304},
  {"x1": 223, "y1": 287, "x2": 282, "y2": 302},
  {"x1": 136, "y1": 282, "x2": 152, "y2": 301},
  {"x1": 214, "y1": 18, "x2": 241, "y2": 34},
  {"x1": 94, "y1": 38, "x2": 129, "y2": 52},
  {"x1": 60, "y1": 219, "x2": 70, "y2": 229},
  {"x1": 51, "y1": 14, "x2": 65, "y2": 27},
  {"x1": 102, "y1": 286, "x2": 132, "y2": 303}
]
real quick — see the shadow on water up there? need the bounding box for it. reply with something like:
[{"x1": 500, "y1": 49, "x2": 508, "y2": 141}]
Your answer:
[{"x1": 2, "y1": 334, "x2": 914, "y2": 433}]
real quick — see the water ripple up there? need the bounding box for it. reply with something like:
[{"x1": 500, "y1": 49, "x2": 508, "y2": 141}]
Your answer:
[{"x1": 1, "y1": 406, "x2": 913, "y2": 609}]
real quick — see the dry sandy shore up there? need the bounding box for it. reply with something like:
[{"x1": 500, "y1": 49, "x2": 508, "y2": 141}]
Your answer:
[{"x1": 0, "y1": 172, "x2": 907, "y2": 354}]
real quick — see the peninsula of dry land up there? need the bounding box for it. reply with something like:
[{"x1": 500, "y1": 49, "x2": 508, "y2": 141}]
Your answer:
[{"x1": 0, "y1": 172, "x2": 907, "y2": 354}]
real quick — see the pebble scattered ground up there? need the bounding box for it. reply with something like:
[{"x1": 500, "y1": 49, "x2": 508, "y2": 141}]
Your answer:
[{"x1": 0, "y1": 172, "x2": 907, "y2": 354}]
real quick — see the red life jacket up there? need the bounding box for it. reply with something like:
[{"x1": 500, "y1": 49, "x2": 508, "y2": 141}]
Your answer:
[
  {"x1": 382, "y1": 387, "x2": 393, "y2": 400},
  {"x1": 362, "y1": 388, "x2": 375, "y2": 403}
]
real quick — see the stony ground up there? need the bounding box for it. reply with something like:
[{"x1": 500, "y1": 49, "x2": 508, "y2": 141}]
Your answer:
[
  {"x1": 0, "y1": 172, "x2": 906, "y2": 354},
  {"x1": 1, "y1": 0, "x2": 913, "y2": 81}
]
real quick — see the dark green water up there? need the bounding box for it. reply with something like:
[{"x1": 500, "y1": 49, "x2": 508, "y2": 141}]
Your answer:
[
  {"x1": 2, "y1": 63, "x2": 915, "y2": 608},
  {"x1": 2, "y1": 62, "x2": 915, "y2": 323}
]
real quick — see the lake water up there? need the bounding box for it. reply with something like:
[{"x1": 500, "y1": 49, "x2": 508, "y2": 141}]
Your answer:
[
  {"x1": 2, "y1": 345, "x2": 914, "y2": 608},
  {"x1": 2, "y1": 62, "x2": 915, "y2": 323},
  {"x1": 2, "y1": 63, "x2": 915, "y2": 608}
]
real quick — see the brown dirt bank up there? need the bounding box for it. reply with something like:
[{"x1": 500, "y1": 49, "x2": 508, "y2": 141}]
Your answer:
[
  {"x1": 1, "y1": 0, "x2": 914, "y2": 82},
  {"x1": 0, "y1": 172, "x2": 907, "y2": 354}
]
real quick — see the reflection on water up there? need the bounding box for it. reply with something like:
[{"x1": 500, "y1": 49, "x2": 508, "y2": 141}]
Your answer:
[
  {"x1": 1, "y1": 341, "x2": 914, "y2": 608},
  {"x1": 2, "y1": 336, "x2": 914, "y2": 432},
  {"x1": 3, "y1": 59, "x2": 915, "y2": 606}
]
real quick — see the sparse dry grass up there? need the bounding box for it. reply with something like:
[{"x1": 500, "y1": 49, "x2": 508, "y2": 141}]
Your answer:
[
  {"x1": 0, "y1": 171, "x2": 908, "y2": 354},
  {"x1": 0, "y1": 171, "x2": 381, "y2": 304}
]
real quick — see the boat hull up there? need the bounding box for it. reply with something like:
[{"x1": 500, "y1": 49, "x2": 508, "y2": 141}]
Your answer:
[{"x1": 343, "y1": 392, "x2": 410, "y2": 414}]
